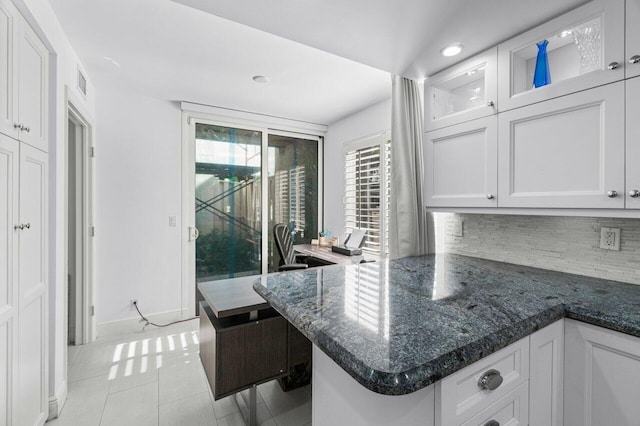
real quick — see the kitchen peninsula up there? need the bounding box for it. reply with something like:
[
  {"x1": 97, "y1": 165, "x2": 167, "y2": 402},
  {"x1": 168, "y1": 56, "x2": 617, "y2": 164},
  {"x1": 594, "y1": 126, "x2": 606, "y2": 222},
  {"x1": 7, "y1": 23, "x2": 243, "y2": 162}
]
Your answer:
[{"x1": 253, "y1": 254, "x2": 640, "y2": 425}]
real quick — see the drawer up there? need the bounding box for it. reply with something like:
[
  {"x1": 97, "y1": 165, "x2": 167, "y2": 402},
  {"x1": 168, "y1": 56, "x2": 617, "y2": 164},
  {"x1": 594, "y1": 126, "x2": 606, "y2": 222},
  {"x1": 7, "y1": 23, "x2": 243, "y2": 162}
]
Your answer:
[
  {"x1": 460, "y1": 381, "x2": 529, "y2": 426},
  {"x1": 436, "y1": 337, "x2": 529, "y2": 425}
]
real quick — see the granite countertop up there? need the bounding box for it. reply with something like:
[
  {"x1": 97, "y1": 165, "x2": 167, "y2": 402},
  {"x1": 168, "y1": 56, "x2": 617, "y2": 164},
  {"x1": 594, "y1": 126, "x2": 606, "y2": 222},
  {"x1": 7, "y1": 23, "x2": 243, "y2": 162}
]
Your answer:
[{"x1": 252, "y1": 254, "x2": 640, "y2": 395}]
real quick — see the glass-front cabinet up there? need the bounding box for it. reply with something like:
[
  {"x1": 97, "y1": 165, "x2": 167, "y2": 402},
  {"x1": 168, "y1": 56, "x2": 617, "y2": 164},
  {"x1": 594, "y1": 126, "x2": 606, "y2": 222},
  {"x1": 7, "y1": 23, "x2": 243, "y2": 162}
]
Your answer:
[
  {"x1": 424, "y1": 48, "x2": 497, "y2": 131},
  {"x1": 498, "y1": 0, "x2": 624, "y2": 111}
]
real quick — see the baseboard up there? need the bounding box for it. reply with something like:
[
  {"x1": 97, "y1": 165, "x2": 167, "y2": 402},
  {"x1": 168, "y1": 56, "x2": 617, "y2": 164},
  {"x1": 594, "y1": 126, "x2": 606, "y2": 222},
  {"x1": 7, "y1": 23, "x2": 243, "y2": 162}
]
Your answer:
[
  {"x1": 96, "y1": 309, "x2": 185, "y2": 338},
  {"x1": 47, "y1": 379, "x2": 67, "y2": 420}
]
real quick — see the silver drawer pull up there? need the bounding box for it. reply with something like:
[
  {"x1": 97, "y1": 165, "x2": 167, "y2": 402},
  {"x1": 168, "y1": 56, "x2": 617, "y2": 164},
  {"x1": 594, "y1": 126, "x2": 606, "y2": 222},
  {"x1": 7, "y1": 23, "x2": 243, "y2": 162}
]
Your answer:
[
  {"x1": 607, "y1": 61, "x2": 620, "y2": 70},
  {"x1": 484, "y1": 421, "x2": 500, "y2": 426},
  {"x1": 478, "y1": 369, "x2": 503, "y2": 391},
  {"x1": 630, "y1": 55, "x2": 640, "y2": 64}
]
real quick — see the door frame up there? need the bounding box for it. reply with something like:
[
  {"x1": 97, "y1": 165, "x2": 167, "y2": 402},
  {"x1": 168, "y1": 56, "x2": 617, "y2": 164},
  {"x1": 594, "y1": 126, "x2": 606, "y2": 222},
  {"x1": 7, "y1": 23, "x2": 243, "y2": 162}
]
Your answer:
[
  {"x1": 180, "y1": 109, "x2": 325, "y2": 317},
  {"x1": 64, "y1": 86, "x2": 95, "y2": 345}
]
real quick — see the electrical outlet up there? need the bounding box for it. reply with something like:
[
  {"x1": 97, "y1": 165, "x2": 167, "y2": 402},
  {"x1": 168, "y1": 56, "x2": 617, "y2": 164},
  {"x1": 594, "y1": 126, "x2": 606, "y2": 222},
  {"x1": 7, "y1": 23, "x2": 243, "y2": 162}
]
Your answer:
[
  {"x1": 600, "y1": 227, "x2": 621, "y2": 251},
  {"x1": 130, "y1": 299, "x2": 138, "y2": 311}
]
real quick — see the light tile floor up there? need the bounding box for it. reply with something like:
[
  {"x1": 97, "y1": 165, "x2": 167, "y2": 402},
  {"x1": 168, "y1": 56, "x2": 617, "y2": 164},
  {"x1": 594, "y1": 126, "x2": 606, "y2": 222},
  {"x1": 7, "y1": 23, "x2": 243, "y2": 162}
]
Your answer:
[{"x1": 48, "y1": 319, "x2": 312, "y2": 426}]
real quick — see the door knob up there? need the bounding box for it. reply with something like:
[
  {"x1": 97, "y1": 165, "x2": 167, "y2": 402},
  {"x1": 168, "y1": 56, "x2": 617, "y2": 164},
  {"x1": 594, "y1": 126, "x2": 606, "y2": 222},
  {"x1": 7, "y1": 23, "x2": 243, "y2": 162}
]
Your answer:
[
  {"x1": 630, "y1": 55, "x2": 640, "y2": 64},
  {"x1": 607, "y1": 190, "x2": 618, "y2": 198},
  {"x1": 629, "y1": 190, "x2": 640, "y2": 198},
  {"x1": 607, "y1": 62, "x2": 620, "y2": 70}
]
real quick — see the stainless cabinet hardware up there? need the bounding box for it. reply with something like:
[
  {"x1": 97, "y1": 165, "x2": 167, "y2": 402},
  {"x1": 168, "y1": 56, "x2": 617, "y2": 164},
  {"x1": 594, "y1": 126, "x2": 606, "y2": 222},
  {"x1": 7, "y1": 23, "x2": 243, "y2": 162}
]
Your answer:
[
  {"x1": 13, "y1": 223, "x2": 29, "y2": 230},
  {"x1": 484, "y1": 421, "x2": 500, "y2": 426},
  {"x1": 607, "y1": 62, "x2": 620, "y2": 70},
  {"x1": 487, "y1": 101, "x2": 495, "y2": 107},
  {"x1": 14, "y1": 224, "x2": 23, "y2": 230},
  {"x1": 486, "y1": 194, "x2": 495, "y2": 200},
  {"x1": 630, "y1": 55, "x2": 640, "y2": 64},
  {"x1": 478, "y1": 369, "x2": 503, "y2": 390},
  {"x1": 629, "y1": 190, "x2": 640, "y2": 198},
  {"x1": 607, "y1": 190, "x2": 618, "y2": 198},
  {"x1": 13, "y1": 123, "x2": 21, "y2": 129},
  {"x1": 24, "y1": 223, "x2": 30, "y2": 229}
]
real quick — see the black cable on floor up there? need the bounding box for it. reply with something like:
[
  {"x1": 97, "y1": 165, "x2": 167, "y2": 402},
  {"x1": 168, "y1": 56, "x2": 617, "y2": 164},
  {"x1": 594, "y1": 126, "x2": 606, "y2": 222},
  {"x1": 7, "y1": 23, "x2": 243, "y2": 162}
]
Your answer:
[{"x1": 133, "y1": 301, "x2": 198, "y2": 328}]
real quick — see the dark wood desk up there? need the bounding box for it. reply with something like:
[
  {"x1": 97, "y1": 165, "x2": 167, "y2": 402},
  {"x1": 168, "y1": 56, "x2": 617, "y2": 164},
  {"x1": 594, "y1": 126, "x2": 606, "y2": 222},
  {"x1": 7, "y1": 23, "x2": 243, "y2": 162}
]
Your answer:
[
  {"x1": 294, "y1": 244, "x2": 382, "y2": 266},
  {"x1": 198, "y1": 276, "x2": 311, "y2": 426}
]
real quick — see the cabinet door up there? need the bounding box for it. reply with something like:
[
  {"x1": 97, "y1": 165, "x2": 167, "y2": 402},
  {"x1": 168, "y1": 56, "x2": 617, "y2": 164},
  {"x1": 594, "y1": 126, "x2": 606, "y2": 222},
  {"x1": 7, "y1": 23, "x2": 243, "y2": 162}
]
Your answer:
[
  {"x1": 564, "y1": 319, "x2": 640, "y2": 426},
  {"x1": 529, "y1": 320, "x2": 563, "y2": 426},
  {"x1": 424, "y1": 116, "x2": 497, "y2": 208},
  {"x1": 498, "y1": 82, "x2": 624, "y2": 208},
  {"x1": 0, "y1": 134, "x2": 18, "y2": 426},
  {"x1": 626, "y1": 77, "x2": 640, "y2": 208},
  {"x1": 17, "y1": 20, "x2": 48, "y2": 151},
  {"x1": 498, "y1": 0, "x2": 624, "y2": 112},
  {"x1": 627, "y1": 0, "x2": 640, "y2": 79},
  {"x1": 425, "y1": 48, "x2": 497, "y2": 131},
  {"x1": 0, "y1": 0, "x2": 18, "y2": 140},
  {"x1": 18, "y1": 143, "x2": 47, "y2": 426}
]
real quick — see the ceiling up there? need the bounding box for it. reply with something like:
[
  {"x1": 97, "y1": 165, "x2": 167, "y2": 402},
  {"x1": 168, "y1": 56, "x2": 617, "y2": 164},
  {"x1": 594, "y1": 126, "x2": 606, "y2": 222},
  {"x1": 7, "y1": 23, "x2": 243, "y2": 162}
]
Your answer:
[{"x1": 48, "y1": 0, "x2": 587, "y2": 126}]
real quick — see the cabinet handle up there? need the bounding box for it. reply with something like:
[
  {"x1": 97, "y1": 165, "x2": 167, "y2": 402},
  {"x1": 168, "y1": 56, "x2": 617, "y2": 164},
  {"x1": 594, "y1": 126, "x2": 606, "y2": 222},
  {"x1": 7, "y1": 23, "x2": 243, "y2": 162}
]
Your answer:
[
  {"x1": 487, "y1": 101, "x2": 495, "y2": 107},
  {"x1": 14, "y1": 224, "x2": 24, "y2": 230},
  {"x1": 24, "y1": 126, "x2": 30, "y2": 133},
  {"x1": 630, "y1": 55, "x2": 640, "y2": 64},
  {"x1": 13, "y1": 123, "x2": 21, "y2": 129},
  {"x1": 607, "y1": 190, "x2": 618, "y2": 198},
  {"x1": 484, "y1": 421, "x2": 500, "y2": 426},
  {"x1": 478, "y1": 369, "x2": 503, "y2": 390},
  {"x1": 607, "y1": 62, "x2": 620, "y2": 70},
  {"x1": 24, "y1": 223, "x2": 30, "y2": 229},
  {"x1": 486, "y1": 194, "x2": 495, "y2": 200},
  {"x1": 629, "y1": 190, "x2": 640, "y2": 198},
  {"x1": 13, "y1": 223, "x2": 30, "y2": 230}
]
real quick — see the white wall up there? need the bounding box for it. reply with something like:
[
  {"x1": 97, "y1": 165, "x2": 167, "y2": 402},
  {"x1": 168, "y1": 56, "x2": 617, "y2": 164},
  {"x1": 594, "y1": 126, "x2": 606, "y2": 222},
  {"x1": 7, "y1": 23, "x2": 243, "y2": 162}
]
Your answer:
[
  {"x1": 324, "y1": 98, "x2": 391, "y2": 237},
  {"x1": 94, "y1": 89, "x2": 182, "y2": 324},
  {"x1": 18, "y1": 0, "x2": 96, "y2": 413}
]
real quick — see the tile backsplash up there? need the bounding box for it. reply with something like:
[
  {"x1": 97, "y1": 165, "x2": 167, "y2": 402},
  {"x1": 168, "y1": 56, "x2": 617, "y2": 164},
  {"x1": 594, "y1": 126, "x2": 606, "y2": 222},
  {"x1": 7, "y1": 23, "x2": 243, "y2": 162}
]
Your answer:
[{"x1": 433, "y1": 213, "x2": 640, "y2": 285}]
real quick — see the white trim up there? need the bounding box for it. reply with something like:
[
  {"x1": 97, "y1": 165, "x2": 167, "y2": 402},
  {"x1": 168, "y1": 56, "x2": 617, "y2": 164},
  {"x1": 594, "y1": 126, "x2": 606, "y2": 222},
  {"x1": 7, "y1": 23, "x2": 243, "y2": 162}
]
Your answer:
[
  {"x1": 181, "y1": 102, "x2": 328, "y2": 134},
  {"x1": 96, "y1": 309, "x2": 189, "y2": 338},
  {"x1": 64, "y1": 86, "x2": 95, "y2": 346},
  {"x1": 47, "y1": 380, "x2": 67, "y2": 420}
]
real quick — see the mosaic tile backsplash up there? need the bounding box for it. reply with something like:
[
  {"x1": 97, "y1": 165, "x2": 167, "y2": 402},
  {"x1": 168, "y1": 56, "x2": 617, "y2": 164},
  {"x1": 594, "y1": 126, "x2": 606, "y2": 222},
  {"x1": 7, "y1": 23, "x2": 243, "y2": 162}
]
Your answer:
[{"x1": 434, "y1": 213, "x2": 640, "y2": 285}]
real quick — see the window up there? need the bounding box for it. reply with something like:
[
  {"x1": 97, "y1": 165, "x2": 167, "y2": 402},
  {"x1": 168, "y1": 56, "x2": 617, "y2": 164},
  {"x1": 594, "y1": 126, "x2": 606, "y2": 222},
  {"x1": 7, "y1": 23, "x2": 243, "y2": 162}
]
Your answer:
[{"x1": 344, "y1": 133, "x2": 391, "y2": 256}]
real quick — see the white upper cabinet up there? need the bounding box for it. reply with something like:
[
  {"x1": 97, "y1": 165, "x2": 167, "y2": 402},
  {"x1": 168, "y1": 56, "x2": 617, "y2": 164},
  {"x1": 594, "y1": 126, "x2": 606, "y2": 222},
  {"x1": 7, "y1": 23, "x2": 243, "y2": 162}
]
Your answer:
[
  {"x1": 424, "y1": 116, "x2": 497, "y2": 208},
  {"x1": 425, "y1": 48, "x2": 497, "y2": 131},
  {"x1": 16, "y1": 18, "x2": 48, "y2": 152},
  {"x1": 626, "y1": 77, "x2": 640, "y2": 208},
  {"x1": 627, "y1": 0, "x2": 640, "y2": 78},
  {"x1": 0, "y1": 0, "x2": 18, "y2": 140},
  {"x1": 0, "y1": 0, "x2": 48, "y2": 151},
  {"x1": 498, "y1": 82, "x2": 625, "y2": 209},
  {"x1": 498, "y1": 0, "x2": 624, "y2": 112}
]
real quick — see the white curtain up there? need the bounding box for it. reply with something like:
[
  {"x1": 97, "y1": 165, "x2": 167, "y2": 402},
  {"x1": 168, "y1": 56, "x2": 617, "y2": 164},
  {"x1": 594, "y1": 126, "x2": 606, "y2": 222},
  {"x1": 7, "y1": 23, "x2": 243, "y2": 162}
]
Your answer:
[{"x1": 389, "y1": 75, "x2": 428, "y2": 258}]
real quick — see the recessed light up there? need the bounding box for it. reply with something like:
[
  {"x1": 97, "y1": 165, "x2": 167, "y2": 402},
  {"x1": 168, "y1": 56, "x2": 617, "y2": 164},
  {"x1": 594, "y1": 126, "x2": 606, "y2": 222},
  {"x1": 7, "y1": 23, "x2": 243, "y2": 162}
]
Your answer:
[
  {"x1": 441, "y1": 43, "x2": 463, "y2": 57},
  {"x1": 252, "y1": 75, "x2": 270, "y2": 83}
]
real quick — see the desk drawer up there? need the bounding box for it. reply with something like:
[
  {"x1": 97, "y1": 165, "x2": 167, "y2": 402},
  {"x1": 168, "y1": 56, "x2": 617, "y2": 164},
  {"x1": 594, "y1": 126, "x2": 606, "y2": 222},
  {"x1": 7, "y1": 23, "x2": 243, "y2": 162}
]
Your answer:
[
  {"x1": 199, "y1": 302, "x2": 288, "y2": 400},
  {"x1": 460, "y1": 382, "x2": 529, "y2": 426},
  {"x1": 437, "y1": 337, "x2": 529, "y2": 425}
]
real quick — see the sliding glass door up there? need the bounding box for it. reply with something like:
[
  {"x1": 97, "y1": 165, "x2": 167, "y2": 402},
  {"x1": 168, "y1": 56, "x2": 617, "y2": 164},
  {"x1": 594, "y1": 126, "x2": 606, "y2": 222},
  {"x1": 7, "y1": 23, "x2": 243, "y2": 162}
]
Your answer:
[
  {"x1": 193, "y1": 123, "x2": 322, "y2": 282},
  {"x1": 195, "y1": 124, "x2": 262, "y2": 281},
  {"x1": 267, "y1": 133, "x2": 320, "y2": 272}
]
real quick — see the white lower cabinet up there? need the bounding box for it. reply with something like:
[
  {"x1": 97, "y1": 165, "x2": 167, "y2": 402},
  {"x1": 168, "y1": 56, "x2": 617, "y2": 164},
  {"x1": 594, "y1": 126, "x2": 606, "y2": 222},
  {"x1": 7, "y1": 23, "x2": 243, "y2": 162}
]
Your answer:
[
  {"x1": 0, "y1": 134, "x2": 48, "y2": 426},
  {"x1": 461, "y1": 382, "x2": 529, "y2": 426},
  {"x1": 498, "y1": 82, "x2": 625, "y2": 209},
  {"x1": 564, "y1": 319, "x2": 640, "y2": 426},
  {"x1": 529, "y1": 320, "x2": 564, "y2": 426}
]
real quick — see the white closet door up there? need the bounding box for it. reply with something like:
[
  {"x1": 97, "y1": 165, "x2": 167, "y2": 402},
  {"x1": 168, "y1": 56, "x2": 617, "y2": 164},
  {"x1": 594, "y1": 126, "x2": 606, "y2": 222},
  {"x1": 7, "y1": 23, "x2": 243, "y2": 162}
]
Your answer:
[
  {"x1": 0, "y1": 134, "x2": 18, "y2": 426},
  {"x1": 0, "y1": 0, "x2": 19, "y2": 140},
  {"x1": 18, "y1": 143, "x2": 47, "y2": 426},
  {"x1": 17, "y1": 20, "x2": 48, "y2": 152}
]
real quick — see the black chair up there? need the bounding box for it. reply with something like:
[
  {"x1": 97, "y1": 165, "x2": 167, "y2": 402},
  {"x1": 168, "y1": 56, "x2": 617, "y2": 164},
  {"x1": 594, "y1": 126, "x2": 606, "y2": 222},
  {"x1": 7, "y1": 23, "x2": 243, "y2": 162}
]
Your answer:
[{"x1": 273, "y1": 224, "x2": 309, "y2": 272}]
